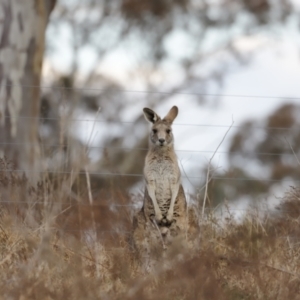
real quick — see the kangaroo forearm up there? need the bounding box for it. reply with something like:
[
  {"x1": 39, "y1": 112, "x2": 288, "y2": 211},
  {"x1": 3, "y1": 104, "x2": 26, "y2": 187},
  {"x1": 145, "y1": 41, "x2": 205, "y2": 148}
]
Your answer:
[
  {"x1": 167, "y1": 183, "x2": 180, "y2": 221},
  {"x1": 147, "y1": 184, "x2": 162, "y2": 218}
]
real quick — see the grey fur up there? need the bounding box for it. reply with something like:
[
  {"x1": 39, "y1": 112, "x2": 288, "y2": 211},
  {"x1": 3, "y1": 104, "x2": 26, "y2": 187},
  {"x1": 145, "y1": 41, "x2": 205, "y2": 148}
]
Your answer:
[
  {"x1": 143, "y1": 106, "x2": 181, "y2": 224},
  {"x1": 133, "y1": 106, "x2": 188, "y2": 263}
]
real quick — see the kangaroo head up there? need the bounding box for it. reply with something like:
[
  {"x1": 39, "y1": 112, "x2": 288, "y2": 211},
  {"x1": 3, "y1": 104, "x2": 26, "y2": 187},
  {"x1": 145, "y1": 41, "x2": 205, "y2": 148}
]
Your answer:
[{"x1": 143, "y1": 106, "x2": 178, "y2": 148}]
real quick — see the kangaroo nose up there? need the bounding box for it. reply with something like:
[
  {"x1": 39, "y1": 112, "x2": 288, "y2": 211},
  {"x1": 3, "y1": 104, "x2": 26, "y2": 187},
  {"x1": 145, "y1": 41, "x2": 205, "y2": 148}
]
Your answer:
[{"x1": 159, "y1": 139, "x2": 165, "y2": 144}]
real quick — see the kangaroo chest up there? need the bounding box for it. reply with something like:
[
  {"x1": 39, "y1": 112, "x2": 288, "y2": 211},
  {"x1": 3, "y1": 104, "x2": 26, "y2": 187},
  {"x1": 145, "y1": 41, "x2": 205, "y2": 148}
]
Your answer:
[
  {"x1": 147, "y1": 156, "x2": 177, "y2": 180},
  {"x1": 144, "y1": 156, "x2": 179, "y2": 205}
]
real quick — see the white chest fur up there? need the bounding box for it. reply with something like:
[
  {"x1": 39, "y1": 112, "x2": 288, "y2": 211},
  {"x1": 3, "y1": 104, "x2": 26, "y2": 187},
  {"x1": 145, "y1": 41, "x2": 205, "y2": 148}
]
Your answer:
[{"x1": 144, "y1": 157, "x2": 180, "y2": 203}]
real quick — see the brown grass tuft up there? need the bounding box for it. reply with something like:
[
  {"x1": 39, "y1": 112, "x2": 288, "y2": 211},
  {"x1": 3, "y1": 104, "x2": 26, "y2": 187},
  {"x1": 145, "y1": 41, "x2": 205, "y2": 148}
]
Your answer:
[{"x1": 1, "y1": 158, "x2": 300, "y2": 299}]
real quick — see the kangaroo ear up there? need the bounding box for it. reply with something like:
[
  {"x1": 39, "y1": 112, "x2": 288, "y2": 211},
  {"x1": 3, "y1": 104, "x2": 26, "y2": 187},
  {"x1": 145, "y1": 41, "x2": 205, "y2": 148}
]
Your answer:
[
  {"x1": 163, "y1": 106, "x2": 178, "y2": 123},
  {"x1": 143, "y1": 108, "x2": 161, "y2": 124}
]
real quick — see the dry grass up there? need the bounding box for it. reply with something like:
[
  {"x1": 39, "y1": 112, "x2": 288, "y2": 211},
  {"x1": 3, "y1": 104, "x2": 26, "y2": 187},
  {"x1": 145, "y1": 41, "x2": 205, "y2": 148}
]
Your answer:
[{"x1": 0, "y1": 158, "x2": 300, "y2": 299}]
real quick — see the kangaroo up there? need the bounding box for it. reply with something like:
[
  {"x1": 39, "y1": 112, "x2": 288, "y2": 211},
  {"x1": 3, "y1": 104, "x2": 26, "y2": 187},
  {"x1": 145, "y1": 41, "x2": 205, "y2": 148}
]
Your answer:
[
  {"x1": 143, "y1": 106, "x2": 186, "y2": 226},
  {"x1": 132, "y1": 106, "x2": 188, "y2": 269}
]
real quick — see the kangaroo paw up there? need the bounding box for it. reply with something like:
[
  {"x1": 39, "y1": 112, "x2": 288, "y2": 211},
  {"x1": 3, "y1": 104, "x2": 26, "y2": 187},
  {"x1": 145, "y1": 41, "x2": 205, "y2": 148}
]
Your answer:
[{"x1": 155, "y1": 212, "x2": 163, "y2": 224}]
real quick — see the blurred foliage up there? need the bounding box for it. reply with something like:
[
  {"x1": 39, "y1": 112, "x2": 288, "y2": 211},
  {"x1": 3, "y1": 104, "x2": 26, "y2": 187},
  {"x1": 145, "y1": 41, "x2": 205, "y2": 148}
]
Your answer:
[
  {"x1": 200, "y1": 103, "x2": 300, "y2": 206},
  {"x1": 121, "y1": 0, "x2": 189, "y2": 19},
  {"x1": 38, "y1": 0, "x2": 295, "y2": 191}
]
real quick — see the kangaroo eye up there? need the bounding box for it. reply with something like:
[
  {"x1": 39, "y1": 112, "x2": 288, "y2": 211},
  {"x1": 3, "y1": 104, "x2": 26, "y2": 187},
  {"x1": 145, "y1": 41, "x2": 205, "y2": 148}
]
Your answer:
[
  {"x1": 152, "y1": 129, "x2": 157, "y2": 134},
  {"x1": 166, "y1": 129, "x2": 171, "y2": 134}
]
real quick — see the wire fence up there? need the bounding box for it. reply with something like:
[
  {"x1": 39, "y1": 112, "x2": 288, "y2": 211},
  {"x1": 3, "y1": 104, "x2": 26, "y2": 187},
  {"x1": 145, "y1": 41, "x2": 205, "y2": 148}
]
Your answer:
[
  {"x1": 0, "y1": 90, "x2": 299, "y2": 266},
  {"x1": 0, "y1": 114, "x2": 299, "y2": 185},
  {"x1": 1, "y1": 199, "x2": 293, "y2": 233},
  {"x1": 3, "y1": 83, "x2": 300, "y2": 100},
  {"x1": 0, "y1": 201, "x2": 290, "y2": 215},
  {"x1": 0, "y1": 199, "x2": 289, "y2": 212},
  {"x1": 3, "y1": 114, "x2": 300, "y2": 131},
  {"x1": 0, "y1": 170, "x2": 299, "y2": 183},
  {"x1": 0, "y1": 200, "x2": 135, "y2": 206},
  {"x1": 1, "y1": 86, "x2": 299, "y2": 235},
  {"x1": 0, "y1": 141, "x2": 297, "y2": 158},
  {"x1": 1, "y1": 204, "x2": 294, "y2": 236}
]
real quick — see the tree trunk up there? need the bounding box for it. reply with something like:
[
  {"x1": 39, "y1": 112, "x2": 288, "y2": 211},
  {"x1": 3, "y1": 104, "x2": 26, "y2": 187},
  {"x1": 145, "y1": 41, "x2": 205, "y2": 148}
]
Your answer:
[{"x1": 0, "y1": 0, "x2": 56, "y2": 180}]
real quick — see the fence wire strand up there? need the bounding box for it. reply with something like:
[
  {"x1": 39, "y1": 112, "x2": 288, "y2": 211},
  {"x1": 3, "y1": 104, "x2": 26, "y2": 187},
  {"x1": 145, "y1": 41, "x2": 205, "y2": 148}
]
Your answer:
[
  {"x1": 0, "y1": 168, "x2": 299, "y2": 183},
  {"x1": 2, "y1": 114, "x2": 300, "y2": 131},
  {"x1": 0, "y1": 141, "x2": 297, "y2": 157},
  {"x1": 3, "y1": 83, "x2": 300, "y2": 101}
]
